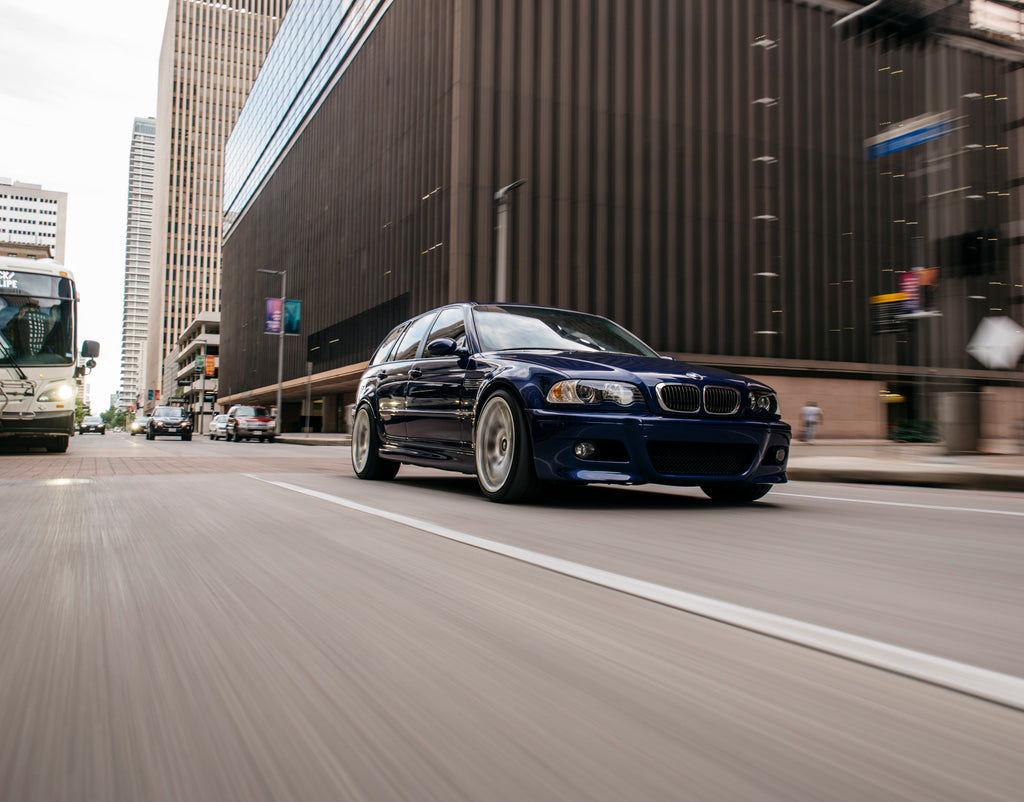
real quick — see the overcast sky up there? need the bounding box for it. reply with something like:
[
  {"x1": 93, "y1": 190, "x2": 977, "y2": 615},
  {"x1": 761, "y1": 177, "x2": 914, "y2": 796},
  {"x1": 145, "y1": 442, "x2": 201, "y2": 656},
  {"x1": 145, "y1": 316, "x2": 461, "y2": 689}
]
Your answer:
[{"x1": 0, "y1": 0, "x2": 170, "y2": 411}]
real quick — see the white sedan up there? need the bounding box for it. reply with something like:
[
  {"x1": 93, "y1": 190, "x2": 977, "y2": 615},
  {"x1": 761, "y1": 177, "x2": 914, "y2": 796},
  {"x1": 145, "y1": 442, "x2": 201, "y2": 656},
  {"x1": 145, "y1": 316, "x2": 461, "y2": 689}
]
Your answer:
[{"x1": 208, "y1": 414, "x2": 229, "y2": 440}]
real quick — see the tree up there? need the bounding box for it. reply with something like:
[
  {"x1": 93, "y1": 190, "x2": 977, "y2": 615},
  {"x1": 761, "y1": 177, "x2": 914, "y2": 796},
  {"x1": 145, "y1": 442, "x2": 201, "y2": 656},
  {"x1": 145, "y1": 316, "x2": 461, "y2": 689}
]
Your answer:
[
  {"x1": 75, "y1": 397, "x2": 89, "y2": 425},
  {"x1": 101, "y1": 405, "x2": 126, "y2": 429}
]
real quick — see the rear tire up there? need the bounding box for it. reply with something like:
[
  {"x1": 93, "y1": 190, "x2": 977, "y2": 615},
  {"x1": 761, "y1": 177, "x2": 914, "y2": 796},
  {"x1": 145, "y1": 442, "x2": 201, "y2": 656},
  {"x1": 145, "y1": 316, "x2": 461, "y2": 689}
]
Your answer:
[
  {"x1": 351, "y1": 405, "x2": 399, "y2": 480},
  {"x1": 474, "y1": 390, "x2": 537, "y2": 503},
  {"x1": 700, "y1": 483, "x2": 772, "y2": 503}
]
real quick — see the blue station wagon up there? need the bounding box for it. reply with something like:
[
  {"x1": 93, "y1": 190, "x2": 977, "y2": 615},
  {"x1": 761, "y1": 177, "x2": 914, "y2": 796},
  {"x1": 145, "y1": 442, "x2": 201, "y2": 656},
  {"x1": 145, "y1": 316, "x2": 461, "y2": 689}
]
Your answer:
[{"x1": 352, "y1": 303, "x2": 791, "y2": 503}]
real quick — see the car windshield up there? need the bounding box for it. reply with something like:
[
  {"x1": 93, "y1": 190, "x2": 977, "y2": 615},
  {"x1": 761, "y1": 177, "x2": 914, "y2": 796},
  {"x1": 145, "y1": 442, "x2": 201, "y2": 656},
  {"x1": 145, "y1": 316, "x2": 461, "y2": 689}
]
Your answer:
[
  {"x1": 0, "y1": 272, "x2": 75, "y2": 366},
  {"x1": 472, "y1": 305, "x2": 659, "y2": 356},
  {"x1": 84, "y1": 416, "x2": 102, "y2": 423},
  {"x1": 153, "y1": 406, "x2": 184, "y2": 418},
  {"x1": 237, "y1": 407, "x2": 269, "y2": 417}
]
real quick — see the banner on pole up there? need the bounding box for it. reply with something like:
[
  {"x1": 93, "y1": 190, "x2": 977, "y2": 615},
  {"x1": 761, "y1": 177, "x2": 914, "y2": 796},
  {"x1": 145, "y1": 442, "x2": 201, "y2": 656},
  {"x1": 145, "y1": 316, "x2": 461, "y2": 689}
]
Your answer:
[{"x1": 265, "y1": 297, "x2": 283, "y2": 334}]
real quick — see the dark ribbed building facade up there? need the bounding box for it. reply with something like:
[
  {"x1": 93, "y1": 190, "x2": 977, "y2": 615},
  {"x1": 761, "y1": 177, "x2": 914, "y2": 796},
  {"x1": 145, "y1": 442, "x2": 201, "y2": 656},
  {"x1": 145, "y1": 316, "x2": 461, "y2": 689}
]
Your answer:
[{"x1": 221, "y1": 0, "x2": 1023, "y2": 437}]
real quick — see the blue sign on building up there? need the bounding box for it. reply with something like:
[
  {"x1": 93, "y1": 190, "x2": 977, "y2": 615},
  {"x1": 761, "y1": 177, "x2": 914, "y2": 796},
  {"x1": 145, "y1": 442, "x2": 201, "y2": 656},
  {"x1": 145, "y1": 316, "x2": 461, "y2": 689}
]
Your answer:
[{"x1": 865, "y1": 111, "x2": 957, "y2": 160}]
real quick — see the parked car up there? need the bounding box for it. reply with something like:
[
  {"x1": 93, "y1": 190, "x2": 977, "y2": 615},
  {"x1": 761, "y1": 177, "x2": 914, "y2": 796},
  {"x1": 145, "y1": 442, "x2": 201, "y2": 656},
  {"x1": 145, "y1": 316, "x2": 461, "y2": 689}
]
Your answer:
[
  {"x1": 352, "y1": 303, "x2": 791, "y2": 503},
  {"x1": 208, "y1": 414, "x2": 229, "y2": 440},
  {"x1": 146, "y1": 406, "x2": 193, "y2": 441},
  {"x1": 79, "y1": 415, "x2": 105, "y2": 435},
  {"x1": 226, "y1": 405, "x2": 276, "y2": 442},
  {"x1": 130, "y1": 415, "x2": 151, "y2": 436}
]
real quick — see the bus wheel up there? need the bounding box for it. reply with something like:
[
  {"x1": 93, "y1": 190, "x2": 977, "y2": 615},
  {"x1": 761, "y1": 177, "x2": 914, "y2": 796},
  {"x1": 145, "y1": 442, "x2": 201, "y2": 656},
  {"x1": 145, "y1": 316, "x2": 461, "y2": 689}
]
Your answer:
[{"x1": 46, "y1": 436, "x2": 69, "y2": 453}]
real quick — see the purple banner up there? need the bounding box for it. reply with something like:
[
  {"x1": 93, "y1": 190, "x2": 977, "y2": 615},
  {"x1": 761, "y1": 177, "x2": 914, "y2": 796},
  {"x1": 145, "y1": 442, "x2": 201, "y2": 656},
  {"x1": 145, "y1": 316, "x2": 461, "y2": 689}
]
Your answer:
[{"x1": 265, "y1": 297, "x2": 282, "y2": 334}]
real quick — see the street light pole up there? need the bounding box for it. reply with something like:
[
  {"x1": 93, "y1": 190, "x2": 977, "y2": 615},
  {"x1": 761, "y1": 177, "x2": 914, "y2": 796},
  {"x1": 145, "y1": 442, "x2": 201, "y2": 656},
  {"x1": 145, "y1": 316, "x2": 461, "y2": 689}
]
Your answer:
[
  {"x1": 493, "y1": 180, "x2": 525, "y2": 303},
  {"x1": 258, "y1": 268, "x2": 286, "y2": 436}
]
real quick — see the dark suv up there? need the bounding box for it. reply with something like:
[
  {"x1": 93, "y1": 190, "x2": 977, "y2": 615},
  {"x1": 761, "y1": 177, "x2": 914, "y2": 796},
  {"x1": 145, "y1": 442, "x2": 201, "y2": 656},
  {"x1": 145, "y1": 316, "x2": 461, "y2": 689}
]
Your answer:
[{"x1": 147, "y1": 406, "x2": 193, "y2": 441}]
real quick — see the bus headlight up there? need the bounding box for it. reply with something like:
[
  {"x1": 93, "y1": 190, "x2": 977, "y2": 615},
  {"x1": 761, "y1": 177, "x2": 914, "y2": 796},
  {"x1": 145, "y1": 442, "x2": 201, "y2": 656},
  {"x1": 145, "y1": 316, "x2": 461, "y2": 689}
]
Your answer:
[{"x1": 38, "y1": 382, "x2": 75, "y2": 402}]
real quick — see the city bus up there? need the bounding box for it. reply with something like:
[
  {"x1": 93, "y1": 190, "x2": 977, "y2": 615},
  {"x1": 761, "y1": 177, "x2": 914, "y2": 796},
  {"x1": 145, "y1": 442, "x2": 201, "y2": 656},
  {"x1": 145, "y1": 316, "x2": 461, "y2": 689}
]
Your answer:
[{"x1": 0, "y1": 256, "x2": 99, "y2": 452}]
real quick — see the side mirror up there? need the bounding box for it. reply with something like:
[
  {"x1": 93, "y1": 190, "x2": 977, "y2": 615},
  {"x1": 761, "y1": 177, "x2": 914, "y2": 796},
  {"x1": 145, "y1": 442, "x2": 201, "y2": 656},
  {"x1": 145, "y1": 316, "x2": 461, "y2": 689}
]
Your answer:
[
  {"x1": 81, "y1": 340, "x2": 100, "y2": 359},
  {"x1": 426, "y1": 337, "x2": 457, "y2": 357}
]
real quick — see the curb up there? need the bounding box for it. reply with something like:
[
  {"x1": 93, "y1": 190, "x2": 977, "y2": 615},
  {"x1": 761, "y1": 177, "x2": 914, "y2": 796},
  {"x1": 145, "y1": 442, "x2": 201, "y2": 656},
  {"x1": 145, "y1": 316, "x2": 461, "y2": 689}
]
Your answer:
[{"x1": 785, "y1": 466, "x2": 1024, "y2": 493}]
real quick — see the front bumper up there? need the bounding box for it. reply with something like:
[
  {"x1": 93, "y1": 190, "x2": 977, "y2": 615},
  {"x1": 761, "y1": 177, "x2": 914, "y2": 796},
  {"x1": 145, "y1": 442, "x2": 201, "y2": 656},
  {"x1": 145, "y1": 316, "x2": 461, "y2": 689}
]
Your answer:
[
  {"x1": 528, "y1": 408, "x2": 790, "y2": 486},
  {"x1": 0, "y1": 409, "x2": 75, "y2": 438},
  {"x1": 151, "y1": 424, "x2": 191, "y2": 436},
  {"x1": 239, "y1": 423, "x2": 273, "y2": 435}
]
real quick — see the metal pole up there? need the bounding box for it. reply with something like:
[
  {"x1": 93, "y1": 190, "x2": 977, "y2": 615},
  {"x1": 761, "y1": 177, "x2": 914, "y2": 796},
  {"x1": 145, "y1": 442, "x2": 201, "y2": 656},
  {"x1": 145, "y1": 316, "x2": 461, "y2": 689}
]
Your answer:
[
  {"x1": 258, "y1": 267, "x2": 288, "y2": 436},
  {"x1": 277, "y1": 271, "x2": 285, "y2": 437},
  {"x1": 200, "y1": 342, "x2": 206, "y2": 435},
  {"x1": 305, "y1": 360, "x2": 312, "y2": 433},
  {"x1": 493, "y1": 180, "x2": 525, "y2": 303},
  {"x1": 494, "y1": 201, "x2": 509, "y2": 303}
]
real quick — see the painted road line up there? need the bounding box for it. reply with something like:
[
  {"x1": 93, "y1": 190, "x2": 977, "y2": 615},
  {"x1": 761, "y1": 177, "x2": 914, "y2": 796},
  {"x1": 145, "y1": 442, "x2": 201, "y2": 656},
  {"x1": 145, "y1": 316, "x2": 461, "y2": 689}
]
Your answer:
[
  {"x1": 776, "y1": 491, "x2": 1024, "y2": 517},
  {"x1": 246, "y1": 475, "x2": 1024, "y2": 712}
]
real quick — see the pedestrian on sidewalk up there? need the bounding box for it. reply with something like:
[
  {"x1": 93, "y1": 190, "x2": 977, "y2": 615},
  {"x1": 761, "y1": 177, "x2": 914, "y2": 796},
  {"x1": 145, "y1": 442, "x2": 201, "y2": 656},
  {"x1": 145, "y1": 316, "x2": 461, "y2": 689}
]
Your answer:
[{"x1": 799, "y1": 401, "x2": 823, "y2": 443}]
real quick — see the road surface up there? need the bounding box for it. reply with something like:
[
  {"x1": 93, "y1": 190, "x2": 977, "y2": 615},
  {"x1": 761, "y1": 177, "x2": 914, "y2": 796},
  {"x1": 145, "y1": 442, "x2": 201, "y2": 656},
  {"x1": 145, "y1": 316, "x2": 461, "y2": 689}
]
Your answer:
[{"x1": 1, "y1": 433, "x2": 1021, "y2": 800}]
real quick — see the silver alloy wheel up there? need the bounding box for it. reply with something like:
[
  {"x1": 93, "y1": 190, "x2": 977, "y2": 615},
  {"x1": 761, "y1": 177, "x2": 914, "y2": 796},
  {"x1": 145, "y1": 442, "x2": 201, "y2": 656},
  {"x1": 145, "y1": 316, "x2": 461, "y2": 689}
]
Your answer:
[
  {"x1": 476, "y1": 394, "x2": 516, "y2": 493},
  {"x1": 352, "y1": 406, "x2": 372, "y2": 473}
]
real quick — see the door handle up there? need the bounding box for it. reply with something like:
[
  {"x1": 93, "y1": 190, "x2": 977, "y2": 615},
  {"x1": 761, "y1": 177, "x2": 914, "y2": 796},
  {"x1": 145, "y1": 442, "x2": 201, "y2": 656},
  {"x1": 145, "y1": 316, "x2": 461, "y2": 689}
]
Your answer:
[{"x1": 409, "y1": 368, "x2": 423, "y2": 379}]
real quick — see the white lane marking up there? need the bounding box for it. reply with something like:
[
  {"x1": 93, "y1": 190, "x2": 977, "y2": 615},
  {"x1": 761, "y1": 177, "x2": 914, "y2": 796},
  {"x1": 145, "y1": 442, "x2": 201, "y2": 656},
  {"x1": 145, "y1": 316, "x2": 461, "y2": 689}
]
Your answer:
[
  {"x1": 776, "y1": 491, "x2": 1024, "y2": 518},
  {"x1": 246, "y1": 475, "x2": 1024, "y2": 711}
]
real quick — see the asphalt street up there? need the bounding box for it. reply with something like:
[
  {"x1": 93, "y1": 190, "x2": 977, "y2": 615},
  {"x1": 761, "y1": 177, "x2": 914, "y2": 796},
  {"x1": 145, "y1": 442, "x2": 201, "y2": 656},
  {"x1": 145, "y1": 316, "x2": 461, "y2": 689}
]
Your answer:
[{"x1": 1, "y1": 433, "x2": 1022, "y2": 801}]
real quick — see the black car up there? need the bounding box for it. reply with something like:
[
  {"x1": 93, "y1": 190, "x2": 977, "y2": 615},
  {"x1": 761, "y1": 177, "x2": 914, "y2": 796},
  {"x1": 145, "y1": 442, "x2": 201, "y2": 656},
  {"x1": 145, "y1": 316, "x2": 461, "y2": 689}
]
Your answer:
[
  {"x1": 79, "y1": 415, "x2": 105, "y2": 435},
  {"x1": 146, "y1": 406, "x2": 193, "y2": 441},
  {"x1": 352, "y1": 303, "x2": 790, "y2": 503}
]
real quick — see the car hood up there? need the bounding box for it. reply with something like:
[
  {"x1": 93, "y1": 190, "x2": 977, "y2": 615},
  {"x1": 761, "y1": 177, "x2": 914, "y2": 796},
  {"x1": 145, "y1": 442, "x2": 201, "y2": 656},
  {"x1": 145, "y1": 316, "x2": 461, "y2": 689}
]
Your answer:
[
  {"x1": 491, "y1": 351, "x2": 770, "y2": 391},
  {"x1": 238, "y1": 416, "x2": 273, "y2": 422},
  {"x1": 152, "y1": 415, "x2": 187, "y2": 423}
]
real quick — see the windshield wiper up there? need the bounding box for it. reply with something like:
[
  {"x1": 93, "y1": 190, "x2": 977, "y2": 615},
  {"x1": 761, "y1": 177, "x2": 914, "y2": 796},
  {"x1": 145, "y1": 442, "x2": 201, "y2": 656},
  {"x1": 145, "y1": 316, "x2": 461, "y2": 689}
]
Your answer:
[{"x1": 0, "y1": 338, "x2": 27, "y2": 380}]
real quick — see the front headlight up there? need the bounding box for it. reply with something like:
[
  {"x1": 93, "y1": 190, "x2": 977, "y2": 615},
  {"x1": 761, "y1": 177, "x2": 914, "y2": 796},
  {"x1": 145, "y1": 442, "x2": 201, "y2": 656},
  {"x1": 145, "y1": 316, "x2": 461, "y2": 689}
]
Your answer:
[
  {"x1": 546, "y1": 380, "x2": 642, "y2": 406},
  {"x1": 748, "y1": 391, "x2": 779, "y2": 415},
  {"x1": 38, "y1": 382, "x2": 75, "y2": 402}
]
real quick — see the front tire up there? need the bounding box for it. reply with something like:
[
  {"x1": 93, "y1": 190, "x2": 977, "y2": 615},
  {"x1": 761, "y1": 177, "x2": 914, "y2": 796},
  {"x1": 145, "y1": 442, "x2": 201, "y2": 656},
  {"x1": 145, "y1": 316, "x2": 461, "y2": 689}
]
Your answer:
[
  {"x1": 700, "y1": 483, "x2": 772, "y2": 503},
  {"x1": 474, "y1": 390, "x2": 537, "y2": 503},
  {"x1": 351, "y1": 405, "x2": 399, "y2": 480},
  {"x1": 46, "y1": 435, "x2": 69, "y2": 453}
]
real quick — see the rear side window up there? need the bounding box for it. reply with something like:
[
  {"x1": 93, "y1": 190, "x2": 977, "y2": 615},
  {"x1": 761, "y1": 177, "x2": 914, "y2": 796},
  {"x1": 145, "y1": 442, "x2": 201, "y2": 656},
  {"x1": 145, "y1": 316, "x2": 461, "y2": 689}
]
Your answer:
[
  {"x1": 369, "y1": 324, "x2": 406, "y2": 367},
  {"x1": 391, "y1": 313, "x2": 436, "y2": 361}
]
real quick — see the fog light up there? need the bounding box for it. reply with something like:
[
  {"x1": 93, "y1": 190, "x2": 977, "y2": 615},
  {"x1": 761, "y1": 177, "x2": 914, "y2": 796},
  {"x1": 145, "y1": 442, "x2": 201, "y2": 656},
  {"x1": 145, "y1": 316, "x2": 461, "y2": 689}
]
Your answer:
[
  {"x1": 574, "y1": 441, "x2": 597, "y2": 459},
  {"x1": 773, "y1": 446, "x2": 787, "y2": 463}
]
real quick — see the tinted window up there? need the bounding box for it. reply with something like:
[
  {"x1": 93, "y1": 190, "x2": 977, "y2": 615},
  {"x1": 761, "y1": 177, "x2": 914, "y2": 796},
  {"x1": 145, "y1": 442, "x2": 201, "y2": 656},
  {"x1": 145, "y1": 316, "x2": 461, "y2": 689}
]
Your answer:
[
  {"x1": 391, "y1": 313, "x2": 436, "y2": 361},
  {"x1": 369, "y1": 324, "x2": 405, "y2": 366},
  {"x1": 425, "y1": 307, "x2": 466, "y2": 350},
  {"x1": 234, "y1": 406, "x2": 269, "y2": 417},
  {"x1": 472, "y1": 305, "x2": 659, "y2": 356}
]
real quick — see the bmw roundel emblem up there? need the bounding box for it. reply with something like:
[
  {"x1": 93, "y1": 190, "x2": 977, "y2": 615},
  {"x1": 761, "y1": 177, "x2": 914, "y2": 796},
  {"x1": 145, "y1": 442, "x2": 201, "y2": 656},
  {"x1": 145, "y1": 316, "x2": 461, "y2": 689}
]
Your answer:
[{"x1": 685, "y1": 372, "x2": 704, "y2": 380}]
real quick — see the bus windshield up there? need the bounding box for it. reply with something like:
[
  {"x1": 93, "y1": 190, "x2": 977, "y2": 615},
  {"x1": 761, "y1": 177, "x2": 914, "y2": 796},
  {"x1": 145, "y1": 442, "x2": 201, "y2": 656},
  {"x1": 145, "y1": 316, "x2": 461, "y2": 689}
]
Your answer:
[{"x1": 0, "y1": 271, "x2": 75, "y2": 365}]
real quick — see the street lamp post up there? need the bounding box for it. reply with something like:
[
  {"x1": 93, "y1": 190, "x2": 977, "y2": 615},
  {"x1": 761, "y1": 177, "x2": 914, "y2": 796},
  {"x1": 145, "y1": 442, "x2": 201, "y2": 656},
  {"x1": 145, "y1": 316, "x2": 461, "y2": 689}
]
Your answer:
[
  {"x1": 493, "y1": 180, "x2": 525, "y2": 303},
  {"x1": 258, "y1": 268, "x2": 286, "y2": 436}
]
